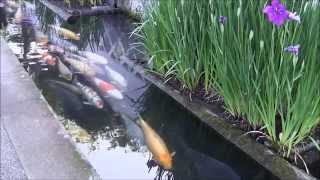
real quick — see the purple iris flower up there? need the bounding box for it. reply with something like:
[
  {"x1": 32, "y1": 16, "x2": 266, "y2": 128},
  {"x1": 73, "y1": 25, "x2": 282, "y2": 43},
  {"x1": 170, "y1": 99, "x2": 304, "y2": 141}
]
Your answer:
[
  {"x1": 219, "y1": 16, "x2": 227, "y2": 25},
  {"x1": 263, "y1": 0, "x2": 289, "y2": 27},
  {"x1": 284, "y1": 44, "x2": 300, "y2": 56}
]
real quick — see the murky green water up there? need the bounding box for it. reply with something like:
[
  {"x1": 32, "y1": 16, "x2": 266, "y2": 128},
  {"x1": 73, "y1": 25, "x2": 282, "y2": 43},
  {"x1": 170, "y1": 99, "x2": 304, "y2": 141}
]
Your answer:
[{"x1": 4, "y1": 1, "x2": 283, "y2": 179}]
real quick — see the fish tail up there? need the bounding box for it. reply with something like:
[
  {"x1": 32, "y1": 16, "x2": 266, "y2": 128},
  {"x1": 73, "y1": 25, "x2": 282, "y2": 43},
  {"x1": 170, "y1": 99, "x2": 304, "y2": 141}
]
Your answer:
[{"x1": 136, "y1": 114, "x2": 144, "y2": 126}]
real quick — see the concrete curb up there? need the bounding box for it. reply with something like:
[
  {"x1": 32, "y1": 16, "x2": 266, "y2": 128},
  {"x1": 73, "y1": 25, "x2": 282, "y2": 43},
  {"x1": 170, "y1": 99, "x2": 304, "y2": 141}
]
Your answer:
[{"x1": 1, "y1": 38, "x2": 100, "y2": 180}]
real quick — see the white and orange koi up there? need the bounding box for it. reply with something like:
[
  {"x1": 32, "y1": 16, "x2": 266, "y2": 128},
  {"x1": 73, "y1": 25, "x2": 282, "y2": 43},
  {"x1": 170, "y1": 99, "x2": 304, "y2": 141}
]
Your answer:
[
  {"x1": 67, "y1": 53, "x2": 105, "y2": 75},
  {"x1": 137, "y1": 116, "x2": 173, "y2": 170},
  {"x1": 92, "y1": 77, "x2": 123, "y2": 100},
  {"x1": 75, "y1": 82, "x2": 104, "y2": 109},
  {"x1": 105, "y1": 65, "x2": 127, "y2": 89},
  {"x1": 64, "y1": 57, "x2": 95, "y2": 77},
  {"x1": 49, "y1": 25, "x2": 80, "y2": 41}
]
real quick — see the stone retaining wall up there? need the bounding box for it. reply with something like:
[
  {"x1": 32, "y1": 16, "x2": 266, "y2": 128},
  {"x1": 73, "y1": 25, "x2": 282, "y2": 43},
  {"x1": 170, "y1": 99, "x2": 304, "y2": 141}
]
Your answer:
[{"x1": 108, "y1": 0, "x2": 149, "y2": 18}]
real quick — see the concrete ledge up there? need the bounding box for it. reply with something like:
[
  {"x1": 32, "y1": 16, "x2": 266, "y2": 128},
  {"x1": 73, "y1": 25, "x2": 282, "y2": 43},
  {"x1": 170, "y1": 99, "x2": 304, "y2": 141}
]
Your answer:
[
  {"x1": 1, "y1": 123, "x2": 27, "y2": 179},
  {"x1": 1, "y1": 38, "x2": 98, "y2": 179},
  {"x1": 39, "y1": 0, "x2": 141, "y2": 23},
  {"x1": 39, "y1": 0, "x2": 79, "y2": 23},
  {"x1": 118, "y1": 56, "x2": 317, "y2": 180}
]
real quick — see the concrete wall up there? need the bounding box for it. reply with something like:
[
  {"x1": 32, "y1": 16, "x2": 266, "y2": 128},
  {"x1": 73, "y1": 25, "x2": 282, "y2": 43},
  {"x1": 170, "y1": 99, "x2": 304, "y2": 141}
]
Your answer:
[{"x1": 108, "y1": 0, "x2": 149, "y2": 17}]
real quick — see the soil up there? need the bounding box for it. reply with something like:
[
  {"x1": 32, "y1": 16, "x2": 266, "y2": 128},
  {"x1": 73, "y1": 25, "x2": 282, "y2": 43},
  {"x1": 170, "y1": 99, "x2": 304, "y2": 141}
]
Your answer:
[{"x1": 165, "y1": 76, "x2": 260, "y2": 132}]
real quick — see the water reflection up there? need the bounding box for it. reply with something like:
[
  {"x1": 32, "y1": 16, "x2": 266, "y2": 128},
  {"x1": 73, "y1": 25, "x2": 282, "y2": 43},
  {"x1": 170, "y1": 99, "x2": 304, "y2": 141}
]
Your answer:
[
  {"x1": 34, "y1": 1, "x2": 145, "y2": 60},
  {"x1": 40, "y1": 80, "x2": 155, "y2": 179},
  {"x1": 6, "y1": 2, "x2": 157, "y2": 179}
]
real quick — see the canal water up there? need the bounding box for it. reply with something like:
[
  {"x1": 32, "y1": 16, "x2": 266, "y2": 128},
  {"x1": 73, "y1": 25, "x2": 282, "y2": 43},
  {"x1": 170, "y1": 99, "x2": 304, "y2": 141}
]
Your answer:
[{"x1": 4, "y1": 1, "x2": 279, "y2": 179}]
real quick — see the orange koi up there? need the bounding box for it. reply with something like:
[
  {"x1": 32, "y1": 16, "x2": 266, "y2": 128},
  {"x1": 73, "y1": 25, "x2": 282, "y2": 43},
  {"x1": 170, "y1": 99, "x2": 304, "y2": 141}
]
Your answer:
[
  {"x1": 137, "y1": 116, "x2": 173, "y2": 170},
  {"x1": 50, "y1": 25, "x2": 80, "y2": 41}
]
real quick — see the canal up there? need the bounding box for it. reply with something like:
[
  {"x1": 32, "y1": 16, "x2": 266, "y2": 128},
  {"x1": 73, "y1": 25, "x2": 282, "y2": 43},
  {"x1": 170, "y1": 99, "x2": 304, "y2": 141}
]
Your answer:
[{"x1": 4, "y1": 1, "x2": 279, "y2": 179}]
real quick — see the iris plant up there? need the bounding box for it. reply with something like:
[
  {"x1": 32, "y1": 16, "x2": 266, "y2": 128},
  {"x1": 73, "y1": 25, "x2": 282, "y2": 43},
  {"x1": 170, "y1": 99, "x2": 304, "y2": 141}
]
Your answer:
[
  {"x1": 284, "y1": 45, "x2": 300, "y2": 56},
  {"x1": 219, "y1": 16, "x2": 227, "y2": 25},
  {"x1": 263, "y1": 0, "x2": 301, "y2": 27},
  {"x1": 140, "y1": 0, "x2": 320, "y2": 162}
]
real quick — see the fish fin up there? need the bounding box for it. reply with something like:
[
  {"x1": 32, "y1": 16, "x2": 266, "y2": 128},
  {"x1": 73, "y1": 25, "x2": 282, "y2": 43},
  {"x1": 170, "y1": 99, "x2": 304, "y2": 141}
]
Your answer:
[
  {"x1": 135, "y1": 115, "x2": 144, "y2": 126},
  {"x1": 72, "y1": 74, "x2": 80, "y2": 85},
  {"x1": 171, "y1": 152, "x2": 176, "y2": 157},
  {"x1": 151, "y1": 155, "x2": 156, "y2": 161},
  {"x1": 82, "y1": 101, "x2": 93, "y2": 106},
  {"x1": 73, "y1": 72, "x2": 83, "y2": 76}
]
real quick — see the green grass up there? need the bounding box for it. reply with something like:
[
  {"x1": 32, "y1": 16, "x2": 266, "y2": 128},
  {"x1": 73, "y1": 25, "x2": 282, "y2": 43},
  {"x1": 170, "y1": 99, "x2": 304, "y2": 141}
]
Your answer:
[{"x1": 139, "y1": 0, "x2": 320, "y2": 158}]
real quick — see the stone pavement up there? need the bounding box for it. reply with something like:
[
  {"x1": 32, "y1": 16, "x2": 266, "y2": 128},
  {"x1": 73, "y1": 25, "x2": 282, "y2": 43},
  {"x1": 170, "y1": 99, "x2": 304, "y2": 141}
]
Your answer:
[
  {"x1": 1, "y1": 122, "x2": 27, "y2": 179},
  {"x1": 1, "y1": 38, "x2": 98, "y2": 179}
]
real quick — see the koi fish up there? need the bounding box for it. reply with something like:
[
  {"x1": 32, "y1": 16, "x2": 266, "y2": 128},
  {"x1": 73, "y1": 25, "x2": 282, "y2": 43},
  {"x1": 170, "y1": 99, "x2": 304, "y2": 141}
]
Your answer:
[
  {"x1": 56, "y1": 57, "x2": 73, "y2": 81},
  {"x1": 75, "y1": 82, "x2": 104, "y2": 109},
  {"x1": 49, "y1": 25, "x2": 80, "y2": 41},
  {"x1": 105, "y1": 65, "x2": 127, "y2": 89},
  {"x1": 43, "y1": 53, "x2": 57, "y2": 66},
  {"x1": 26, "y1": 54, "x2": 42, "y2": 60},
  {"x1": 64, "y1": 57, "x2": 95, "y2": 77},
  {"x1": 92, "y1": 77, "x2": 123, "y2": 100},
  {"x1": 137, "y1": 116, "x2": 173, "y2": 170},
  {"x1": 90, "y1": 63, "x2": 105, "y2": 75},
  {"x1": 47, "y1": 34, "x2": 78, "y2": 51},
  {"x1": 29, "y1": 42, "x2": 48, "y2": 55},
  {"x1": 78, "y1": 51, "x2": 108, "y2": 65},
  {"x1": 45, "y1": 80, "x2": 82, "y2": 96},
  {"x1": 66, "y1": 53, "x2": 104, "y2": 75},
  {"x1": 48, "y1": 45, "x2": 65, "y2": 54}
]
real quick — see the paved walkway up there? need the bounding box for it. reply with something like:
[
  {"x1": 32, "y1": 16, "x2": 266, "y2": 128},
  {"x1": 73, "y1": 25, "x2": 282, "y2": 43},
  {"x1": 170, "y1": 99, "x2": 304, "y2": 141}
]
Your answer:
[
  {"x1": 1, "y1": 122, "x2": 27, "y2": 179},
  {"x1": 1, "y1": 38, "x2": 97, "y2": 179}
]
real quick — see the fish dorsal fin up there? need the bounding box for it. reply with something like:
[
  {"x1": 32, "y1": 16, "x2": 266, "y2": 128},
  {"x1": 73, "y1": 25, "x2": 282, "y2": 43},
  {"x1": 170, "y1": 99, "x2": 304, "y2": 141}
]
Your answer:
[
  {"x1": 171, "y1": 152, "x2": 176, "y2": 157},
  {"x1": 136, "y1": 115, "x2": 144, "y2": 126},
  {"x1": 72, "y1": 74, "x2": 79, "y2": 85}
]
